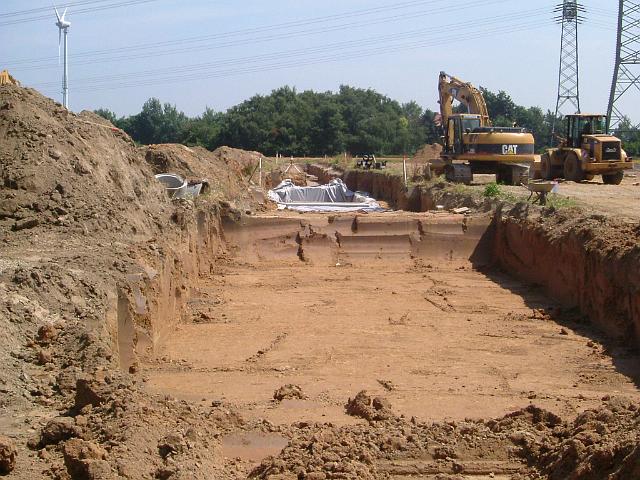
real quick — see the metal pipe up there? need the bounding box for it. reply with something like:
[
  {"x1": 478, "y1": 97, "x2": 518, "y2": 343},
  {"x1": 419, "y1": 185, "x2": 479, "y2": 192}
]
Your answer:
[{"x1": 403, "y1": 155, "x2": 408, "y2": 185}]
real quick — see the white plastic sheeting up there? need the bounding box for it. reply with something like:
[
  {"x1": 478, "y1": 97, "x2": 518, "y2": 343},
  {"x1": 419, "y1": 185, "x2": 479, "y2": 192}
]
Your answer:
[{"x1": 268, "y1": 179, "x2": 384, "y2": 212}]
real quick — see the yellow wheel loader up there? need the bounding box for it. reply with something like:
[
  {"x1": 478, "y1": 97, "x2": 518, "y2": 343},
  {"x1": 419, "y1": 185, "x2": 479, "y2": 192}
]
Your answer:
[
  {"x1": 540, "y1": 114, "x2": 633, "y2": 185},
  {"x1": 436, "y1": 72, "x2": 537, "y2": 185}
]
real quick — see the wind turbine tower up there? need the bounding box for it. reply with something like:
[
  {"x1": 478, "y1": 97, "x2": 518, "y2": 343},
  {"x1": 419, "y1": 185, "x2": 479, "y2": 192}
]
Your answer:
[{"x1": 54, "y1": 6, "x2": 71, "y2": 109}]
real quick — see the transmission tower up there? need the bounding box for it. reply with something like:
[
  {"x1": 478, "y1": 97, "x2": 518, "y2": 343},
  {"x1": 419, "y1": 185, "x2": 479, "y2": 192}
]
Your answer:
[
  {"x1": 607, "y1": 1, "x2": 640, "y2": 133},
  {"x1": 552, "y1": 1, "x2": 585, "y2": 139}
]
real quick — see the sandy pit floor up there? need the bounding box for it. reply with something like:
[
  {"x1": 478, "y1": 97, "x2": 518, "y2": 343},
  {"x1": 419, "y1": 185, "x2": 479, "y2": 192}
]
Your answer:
[{"x1": 144, "y1": 213, "x2": 640, "y2": 434}]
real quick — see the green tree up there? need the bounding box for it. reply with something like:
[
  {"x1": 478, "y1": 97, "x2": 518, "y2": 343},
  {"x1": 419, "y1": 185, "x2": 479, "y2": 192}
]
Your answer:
[
  {"x1": 181, "y1": 107, "x2": 223, "y2": 149},
  {"x1": 94, "y1": 108, "x2": 118, "y2": 125},
  {"x1": 101, "y1": 84, "x2": 579, "y2": 156},
  {"x1": 122, "y1": 98, "x2": 188, "y2": 145},
  {"x1": 615, "y1": 116, "x2": 640, "y2": 156}
]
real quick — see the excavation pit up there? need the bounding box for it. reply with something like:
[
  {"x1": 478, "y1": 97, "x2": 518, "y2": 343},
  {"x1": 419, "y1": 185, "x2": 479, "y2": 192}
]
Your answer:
[{"x1": 143, "y1": 211, "x2": 640, "y2": 431}]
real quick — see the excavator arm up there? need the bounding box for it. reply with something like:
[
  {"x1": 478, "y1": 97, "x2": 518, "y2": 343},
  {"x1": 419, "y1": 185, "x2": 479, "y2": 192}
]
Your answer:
[{"x1": 438, "y1": 71, "x2": 490, "y2": 127}]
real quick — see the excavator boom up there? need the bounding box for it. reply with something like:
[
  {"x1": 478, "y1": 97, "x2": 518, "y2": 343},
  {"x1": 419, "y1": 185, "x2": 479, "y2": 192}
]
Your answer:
[{"x1": 438, "y1": 71, "x2": 490, "y2": 127}]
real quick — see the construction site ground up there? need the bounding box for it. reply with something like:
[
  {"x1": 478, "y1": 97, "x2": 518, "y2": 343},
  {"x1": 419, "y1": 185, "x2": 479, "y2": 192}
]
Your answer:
[
  {"x1": 146, "y1": 213, "x2": 640, "y2": 425},
  {"x1": 1, "y1": 84, "x2": 639, "y2": 480},
  {"x1": 472, "y1": 169, "x2": 640, "y2": 222}
]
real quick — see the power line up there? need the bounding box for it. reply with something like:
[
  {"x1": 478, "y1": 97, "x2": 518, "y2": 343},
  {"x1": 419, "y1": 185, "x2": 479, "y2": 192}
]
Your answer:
[
  {"x1": 8, "y1": 0, "x2": 526, "y2": 71},
  {"x1": 3, "y1": 0, "x2": 482, "y2": 65},
  {"x1": 0, "y1": 0, "x2": 120, "y2": 18},
  {"x1": 37, "y1": 18, "x2": 553, "y2": 95},
  {"x1": 31, "y1": 7, "x2": 552, "y2": 89},
  {"x1": 0, "y1": 0, "x2": 163, "y2": 27}
]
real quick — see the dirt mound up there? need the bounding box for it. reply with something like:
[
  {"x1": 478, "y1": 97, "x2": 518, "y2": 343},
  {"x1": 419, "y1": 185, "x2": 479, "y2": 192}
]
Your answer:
[
  {"x1": 253, "y1": 396, "x2": 640, "y2": 480},
  {"x1": 0, "y1": 84, "x2": 167, "y2": 237},
  {"x1": 273, "y1": 384, "x2": 306, "y2": 401},
  {"x1": 521, "y1": 397, "x2": 640, "y2": 479},
  {"x1": 213, "y1": 145, "x2": 263, "y2": 172},
  {"x1": 253, "y1": 396, "x2": 515, "y2": 479},
  {"x1": 413, "y1": 143, "x2": 443, "y2": 162},
  {"x1": 412, "y1": 143, "x2": 444, "y2": 176},
  {"x1": 144, "y1": 144, "x2": 262, "y2": 210},
  {"x1": 345, "y1": 390, "x2": 395, "y2": 422},
  {"x1": 145, "y1": 144, "x2": 253, "y2": 186},
  {"x1": 0, "y1": 83, "x2": 260, "y2": 479}
]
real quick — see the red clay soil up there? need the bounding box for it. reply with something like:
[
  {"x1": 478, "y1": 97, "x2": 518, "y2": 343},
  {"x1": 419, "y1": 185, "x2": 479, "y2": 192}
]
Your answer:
[{"x1": 494, "y1": 206, "x2": 640, "y2": 348}]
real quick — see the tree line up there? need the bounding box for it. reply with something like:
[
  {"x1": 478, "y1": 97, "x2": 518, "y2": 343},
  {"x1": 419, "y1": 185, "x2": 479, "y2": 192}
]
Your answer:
[{"x1": 95, "y1": 85, "x2": 640, "y2": 156}]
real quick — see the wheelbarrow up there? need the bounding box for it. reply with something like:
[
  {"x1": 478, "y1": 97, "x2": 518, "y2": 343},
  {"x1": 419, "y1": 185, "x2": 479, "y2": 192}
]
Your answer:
[{"x1": 527, "y1": 181, "x2": 558, "y2": 205}]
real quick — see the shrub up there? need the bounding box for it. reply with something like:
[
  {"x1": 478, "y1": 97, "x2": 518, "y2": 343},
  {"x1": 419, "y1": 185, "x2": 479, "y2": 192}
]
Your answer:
[{"x1": 483, "y1": 182, "x2": 501, "y2": 198}]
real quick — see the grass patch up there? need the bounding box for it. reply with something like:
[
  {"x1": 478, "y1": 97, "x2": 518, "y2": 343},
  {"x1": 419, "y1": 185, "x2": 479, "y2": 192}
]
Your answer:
[
  {"x1": 544, "y1": 194, "x2": 579, "y2": 210},
  {"x1": 483, "y1": 182, "x2": 501, "y2": 198},
  {"x1": 330, "y1": 154, "x2": 351, "y2": 169},
  {"x1": 499, "y1": 191, "x2": 529, "y2": 204},
  {"x1": 449, "y1": 183, "x2": 473, "y2": 195}
]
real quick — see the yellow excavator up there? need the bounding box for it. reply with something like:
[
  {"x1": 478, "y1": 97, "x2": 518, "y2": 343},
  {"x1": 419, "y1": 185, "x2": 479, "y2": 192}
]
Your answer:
[{"x1": 436, "y1": 72, "x2": 537, "y2": 185}]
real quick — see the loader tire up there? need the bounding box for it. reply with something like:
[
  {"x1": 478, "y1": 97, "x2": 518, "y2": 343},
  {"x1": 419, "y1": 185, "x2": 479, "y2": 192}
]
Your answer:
[
  {"x1": 602, "y1": 171, "x2": 624, "y2": 185},
  {"x1": 540, "y1": 153, "x2": 554, "y2": 180},
  {"x1": 564, "y1": 153, "x2": 585, "y2": 182}
]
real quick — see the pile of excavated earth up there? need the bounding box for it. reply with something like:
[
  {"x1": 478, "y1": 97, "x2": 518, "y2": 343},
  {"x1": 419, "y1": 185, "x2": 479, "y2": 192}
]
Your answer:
[{"x1": 0, "y1": 83, "x2": 639, "y2": 480}]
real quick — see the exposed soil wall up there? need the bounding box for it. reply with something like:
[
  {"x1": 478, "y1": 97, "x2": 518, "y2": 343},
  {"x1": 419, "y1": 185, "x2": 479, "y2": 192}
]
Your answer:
[
  {"x1": 493, "y1": 208, "x2": 640, "y2": 347},
  {"x1": 307, "y1": 164, "x2": 420, "y2": 210},
  {"x1": 308, "y1": 163, "x2": 640, "y2": 347},
  {"x1": 115, "y1": 205, "x2": 226, "y2": 372},
  {"x1": 307, "y1": 163, "x2": 493, "y2": 212},
  {"x1": 141, "y1": 210, "x2": 640, "y2": 355}
]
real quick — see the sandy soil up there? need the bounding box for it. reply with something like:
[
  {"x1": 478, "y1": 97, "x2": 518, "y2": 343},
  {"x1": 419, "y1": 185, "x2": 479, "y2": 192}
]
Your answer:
[{"x1": 145, "y1": 213, "x2": 640, "y2": 469}]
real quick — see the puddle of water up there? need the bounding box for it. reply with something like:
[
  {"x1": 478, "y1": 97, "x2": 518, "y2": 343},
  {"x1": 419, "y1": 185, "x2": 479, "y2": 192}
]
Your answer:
[{"x1": 221, "y1": 432, "x2": 288, "y2": 462}]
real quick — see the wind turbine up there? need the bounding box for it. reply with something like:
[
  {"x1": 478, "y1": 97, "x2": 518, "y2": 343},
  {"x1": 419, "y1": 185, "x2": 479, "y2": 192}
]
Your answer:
[{"x1": 54, "y1": 5, "x2": 71, "y2": 109}]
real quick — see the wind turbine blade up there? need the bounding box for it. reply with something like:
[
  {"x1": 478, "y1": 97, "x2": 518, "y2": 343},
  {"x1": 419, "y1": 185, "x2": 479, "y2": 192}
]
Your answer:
[
  {"x1": 62, "y1": 8, "x2": 67, "y2": 20},
  {"x1": 54, "y1": 5, "x2": 61, "y2": 22},
  {"x1": 58, "y1": 29, "x2": 61, "y2": 65}
]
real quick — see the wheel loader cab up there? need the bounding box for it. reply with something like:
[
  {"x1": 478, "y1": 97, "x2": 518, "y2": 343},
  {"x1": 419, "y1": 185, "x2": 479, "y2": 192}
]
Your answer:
[{"x1": 565, "y1": 115, "x2": 606, "y2": 148}]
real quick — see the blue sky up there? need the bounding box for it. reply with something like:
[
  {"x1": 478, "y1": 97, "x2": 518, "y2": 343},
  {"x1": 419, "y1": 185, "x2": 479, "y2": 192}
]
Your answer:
[{"x1": 0, "y1": 0, "x2": 628, "y2": 121}]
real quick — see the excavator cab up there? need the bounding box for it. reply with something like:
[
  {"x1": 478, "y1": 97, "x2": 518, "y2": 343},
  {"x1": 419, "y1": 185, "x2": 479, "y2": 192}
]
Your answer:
[
  {"x1": 565, "y1": 114, "x2": 606, "y2": 148},
  {"x1": 445, "y1": 114, "x2": 481, "y2": 154}
]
